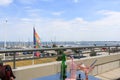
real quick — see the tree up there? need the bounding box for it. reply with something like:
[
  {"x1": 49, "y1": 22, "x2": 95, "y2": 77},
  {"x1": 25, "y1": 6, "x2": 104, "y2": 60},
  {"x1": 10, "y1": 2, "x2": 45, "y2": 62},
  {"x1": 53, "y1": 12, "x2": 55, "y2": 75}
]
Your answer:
[{"x1": 56, "y1": 50, "x2": 64, "y2": 61}]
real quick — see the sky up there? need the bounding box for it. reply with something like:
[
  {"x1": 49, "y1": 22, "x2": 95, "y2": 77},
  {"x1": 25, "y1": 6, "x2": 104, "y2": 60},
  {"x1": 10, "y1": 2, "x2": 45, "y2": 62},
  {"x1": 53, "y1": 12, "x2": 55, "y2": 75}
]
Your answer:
[{"x1": 0, "y1": 0, "x2": 120, "y2": 42}]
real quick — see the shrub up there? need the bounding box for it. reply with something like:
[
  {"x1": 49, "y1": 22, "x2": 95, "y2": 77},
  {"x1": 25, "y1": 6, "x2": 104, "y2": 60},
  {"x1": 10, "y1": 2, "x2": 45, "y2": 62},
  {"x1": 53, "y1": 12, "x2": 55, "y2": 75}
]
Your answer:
[
  {"x1": 56, "y1": 50, "x2": 64, "y2": 61},
  {"x1": 90, "y1": 50, "x2": 96, "y2": 56}
]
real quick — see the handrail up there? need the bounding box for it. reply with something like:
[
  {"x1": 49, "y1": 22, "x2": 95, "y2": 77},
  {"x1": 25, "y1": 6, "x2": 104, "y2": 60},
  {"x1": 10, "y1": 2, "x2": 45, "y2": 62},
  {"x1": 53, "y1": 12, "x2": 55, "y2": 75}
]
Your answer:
[
  {"x1": 0, "y1": 45, "x2": 120, "y2": 69},
  {"x1": 0, "y1": 45, "x2": 119, "y2": 53}
]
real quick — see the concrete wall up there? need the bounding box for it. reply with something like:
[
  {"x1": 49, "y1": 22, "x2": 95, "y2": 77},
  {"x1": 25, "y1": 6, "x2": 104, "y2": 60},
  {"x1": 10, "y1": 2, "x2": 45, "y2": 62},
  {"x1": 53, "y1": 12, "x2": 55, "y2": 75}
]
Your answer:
[{"x1": 13, "y1": 54, "x2": 120, "y2": 80}]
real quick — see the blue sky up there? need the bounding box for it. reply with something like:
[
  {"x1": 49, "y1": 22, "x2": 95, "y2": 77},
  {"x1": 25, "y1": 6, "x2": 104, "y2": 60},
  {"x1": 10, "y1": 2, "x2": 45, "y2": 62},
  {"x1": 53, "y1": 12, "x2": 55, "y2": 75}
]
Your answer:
[{"x1": 0, "y1": 0, "x2": 120, "y2": 41}]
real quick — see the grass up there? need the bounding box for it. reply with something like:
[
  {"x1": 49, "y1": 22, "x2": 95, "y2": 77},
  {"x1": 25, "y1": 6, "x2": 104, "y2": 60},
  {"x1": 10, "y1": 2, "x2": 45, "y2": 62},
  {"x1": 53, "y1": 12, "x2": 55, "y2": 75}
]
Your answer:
[
  {"x1": 4, "y1": 57, "x2": 70, "y2": 68},
  {"x1": 5, "y1": 57, "x2": 57, "y2": 68}
]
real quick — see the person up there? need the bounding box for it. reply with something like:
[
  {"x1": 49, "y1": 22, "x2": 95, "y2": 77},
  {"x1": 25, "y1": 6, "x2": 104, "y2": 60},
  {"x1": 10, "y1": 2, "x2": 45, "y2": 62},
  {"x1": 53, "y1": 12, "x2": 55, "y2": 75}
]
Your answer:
[{"x1": 0, "y1": 60, "x2": 15, "y2": 80}]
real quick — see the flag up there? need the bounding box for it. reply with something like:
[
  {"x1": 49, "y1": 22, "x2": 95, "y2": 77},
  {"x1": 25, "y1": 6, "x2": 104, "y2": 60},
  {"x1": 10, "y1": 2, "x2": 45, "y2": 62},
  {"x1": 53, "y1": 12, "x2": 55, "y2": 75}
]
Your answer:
[
  {"x1": 33, "y1": 27, "x2": 41, "y2": 48},
  {"x1": 33, "y1": 27, "x2": 41, "y2": 57}
]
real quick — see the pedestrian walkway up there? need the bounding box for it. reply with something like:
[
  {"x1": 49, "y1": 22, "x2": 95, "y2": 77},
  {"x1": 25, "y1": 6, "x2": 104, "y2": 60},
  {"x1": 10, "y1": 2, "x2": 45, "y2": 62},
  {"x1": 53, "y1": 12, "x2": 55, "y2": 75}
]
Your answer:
[{"x1": 96, "y1": 68, "x2": 120, "y2": 80}]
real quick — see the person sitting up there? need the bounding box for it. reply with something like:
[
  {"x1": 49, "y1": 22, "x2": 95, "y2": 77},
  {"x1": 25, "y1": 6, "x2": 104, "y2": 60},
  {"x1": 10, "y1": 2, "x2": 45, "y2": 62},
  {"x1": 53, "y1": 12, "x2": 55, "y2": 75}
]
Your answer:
[{"x1": 0, "y1": 60, "x2": 15, "y2": 80}]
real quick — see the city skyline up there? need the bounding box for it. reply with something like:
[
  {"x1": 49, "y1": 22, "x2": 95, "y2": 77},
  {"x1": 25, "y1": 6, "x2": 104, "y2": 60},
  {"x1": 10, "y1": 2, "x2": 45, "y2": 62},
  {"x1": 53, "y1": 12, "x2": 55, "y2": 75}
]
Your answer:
[{"x1": 0, "y1": 0, "x2": 120, "y2": 41}]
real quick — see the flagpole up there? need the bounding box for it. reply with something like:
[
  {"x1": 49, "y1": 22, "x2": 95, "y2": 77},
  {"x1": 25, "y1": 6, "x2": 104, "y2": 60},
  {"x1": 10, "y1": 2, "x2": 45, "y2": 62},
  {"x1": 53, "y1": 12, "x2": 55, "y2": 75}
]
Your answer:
[
  {"x1": 32, "y1": 27, "x2": 35, "y2": 65},
  {"x1": 32, "y1": 53, "x2": 34, "y2": 65},
  {"x1": 3, "y1": 20, "x2": 7, "y2": 60}
]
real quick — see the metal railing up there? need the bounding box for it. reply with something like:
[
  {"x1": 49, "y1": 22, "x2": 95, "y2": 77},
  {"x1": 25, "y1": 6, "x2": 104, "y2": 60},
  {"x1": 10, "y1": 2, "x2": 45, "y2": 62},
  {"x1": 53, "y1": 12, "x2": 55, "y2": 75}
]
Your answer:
[{"x1": 0, "y1": 45, "x2": 120, "y2": 69}]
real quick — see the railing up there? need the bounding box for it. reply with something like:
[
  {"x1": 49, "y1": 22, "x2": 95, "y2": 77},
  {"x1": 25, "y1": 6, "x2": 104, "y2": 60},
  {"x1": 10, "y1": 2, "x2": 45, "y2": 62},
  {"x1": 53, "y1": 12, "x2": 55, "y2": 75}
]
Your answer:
[{"x1": 0, "y1": 45, "x2": 120, "y2": 69}]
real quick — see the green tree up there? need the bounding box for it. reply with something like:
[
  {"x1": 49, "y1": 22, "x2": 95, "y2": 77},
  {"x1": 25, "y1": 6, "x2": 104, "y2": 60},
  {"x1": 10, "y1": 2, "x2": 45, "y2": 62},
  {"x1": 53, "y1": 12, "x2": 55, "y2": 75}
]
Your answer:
[{"x1": 56, "y1": 50, "x2": 64, "y2": 61}]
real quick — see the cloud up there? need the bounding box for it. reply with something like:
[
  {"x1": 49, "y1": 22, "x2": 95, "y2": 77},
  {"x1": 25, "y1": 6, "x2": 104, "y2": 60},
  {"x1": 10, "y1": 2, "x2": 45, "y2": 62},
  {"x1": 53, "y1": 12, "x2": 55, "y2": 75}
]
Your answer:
[
  {"x1": 18, "y1": 0, "x2": 37, "y2": 4},
  {"x1": 20, "y1": 18, "x2": 33, "y2": 22},
  {"x1": 27, "y1": 8, "x2": 42, "y2": 13},
  {"x1": 44, "y1": 10, "x2": 120, "y2": 41},
  {"x1": 93, "y1": 10, "x2": 120, "y2": 26},
  {"x1": 51, "y1": 11, "x2": 64, "y2": 16},
  {"x1": 18, "y1": 0, "x2": 53, "y2": 4},
  {"x1": 1, "y1": 10, "x2": 120, "y2": 41},
  {"x1": 71, "y1": 17, "x2": 88, "y2": 24},
  {"x1": 73, "y1": 0, "x2": 79, "y2": 3},
  {"x1": 97, "y1": 10, "x2": 119, "y2": 16},
  {"x1": 24, "y1": 7, "x2": 42, "y2": 17},
  {"x1": 40, "y1": 0, "x2": 54, "y2": 2},
  {"x1": 0, "y1": 0, "x2": 13, "y2": 6}
]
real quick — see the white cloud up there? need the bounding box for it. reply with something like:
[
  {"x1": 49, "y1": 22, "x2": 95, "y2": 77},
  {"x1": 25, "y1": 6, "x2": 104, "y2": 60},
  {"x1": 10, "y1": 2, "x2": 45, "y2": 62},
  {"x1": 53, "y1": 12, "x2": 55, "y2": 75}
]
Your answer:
[
  {"x1": 97, "y1": 10, "x2": 119, "y2": 16},
  {"x1": 24, "y1": 8, "x2": 42, "y2": 17},
  {"x1": 18, "y1": 0, "x2": 53, "y2": 4},
  {"x1": 73, "y1": 0, "x2": 79, "y2": 3},
  {"x1": 26, "y1": 9, "x2": 42, "y2": 13},
  {"x1": 44, "y1": 10, "x2": 120, "y2": 41},
  {"x1": 52, "y1": 11, "x2": 64, "y2": 16},
  {"x1": 20, "y1": 18, "x2": 32, "y2": 22},
  {"x1": 71, "y1": 17, "x2": 88, "y2": 24},
  {"x1": 0, "y1": 0, "x2": 13, "y2": 6},
  {"x1": 93, "y1": 10, "x2": 120, "y2": 26},
  {"x1": 40, "y1": 0, "x2": 54, "y2": 2},
  {"x1": 1, "y1": 10, "x2": 120, "y2": 41},
  {"x1": 18, "y1": 0, "x2": 37, "y2": 4}
]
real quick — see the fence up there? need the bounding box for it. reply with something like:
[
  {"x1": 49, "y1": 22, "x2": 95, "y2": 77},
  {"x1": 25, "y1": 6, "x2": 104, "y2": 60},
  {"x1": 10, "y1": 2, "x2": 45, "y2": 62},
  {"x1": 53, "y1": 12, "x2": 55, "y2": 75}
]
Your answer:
[{"x1": 0, "y1": 45, "x2": 120, "y2": 69}]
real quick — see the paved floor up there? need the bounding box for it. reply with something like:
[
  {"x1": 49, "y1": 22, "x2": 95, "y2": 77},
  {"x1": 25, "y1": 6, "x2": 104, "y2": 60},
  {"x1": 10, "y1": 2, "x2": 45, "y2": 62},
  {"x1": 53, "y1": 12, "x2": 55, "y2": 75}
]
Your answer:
[{"x1": 96, "y1": 68, "x2": 120, "y2": 80}]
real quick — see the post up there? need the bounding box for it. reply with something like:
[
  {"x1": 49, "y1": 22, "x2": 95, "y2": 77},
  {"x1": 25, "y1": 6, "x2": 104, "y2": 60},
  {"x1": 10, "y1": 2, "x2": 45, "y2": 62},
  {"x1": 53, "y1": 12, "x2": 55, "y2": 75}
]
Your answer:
[
  {"x1": 119, "y1": 59, "x2": 120, "y2": 67},
  {"x1": 79, "y1": 50, "x2": 82, "y2": 59},
  {"x1": 32, "y1": 52, "x2": 34, "y2": 65},
  {"x1": 105, "y1": 44, "x2": 110, "y2": 55},
  {"x1": 116, "y1": 45, "x2": 118, "y2": 52},
  {"x1": 108, "y1": 47, "x2": 110, "y2": 55},
  {"x1": 94, "y1": 44, "x2": 96, "y2": 46},
  {"x1": 13, "y1": 52, "x2": 16, "y2": 69}
]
